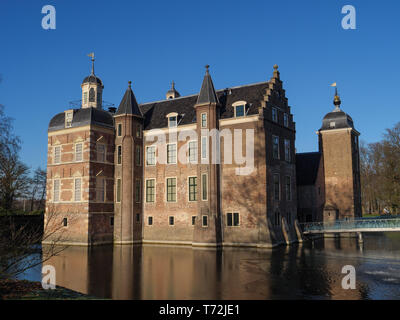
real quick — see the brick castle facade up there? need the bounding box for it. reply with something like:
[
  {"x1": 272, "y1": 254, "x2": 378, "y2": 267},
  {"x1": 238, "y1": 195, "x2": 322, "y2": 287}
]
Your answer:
[{"x1": 43, "y1": 61, "x2": 361, "y2": 247}]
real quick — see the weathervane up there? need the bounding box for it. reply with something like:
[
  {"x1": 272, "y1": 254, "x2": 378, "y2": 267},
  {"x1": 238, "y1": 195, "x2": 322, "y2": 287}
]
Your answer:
[{"x1": 331, "y1": 82, "x2": 341, "y2": 110}]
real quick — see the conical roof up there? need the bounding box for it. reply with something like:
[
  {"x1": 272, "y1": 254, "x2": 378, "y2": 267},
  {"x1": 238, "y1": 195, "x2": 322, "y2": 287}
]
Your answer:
[
  {"x1": 196, "y1": 65, "x2": 219, "y2": 105},
  {"x1": 115, "y1": 81, "x2": 142, "y2": 117}
]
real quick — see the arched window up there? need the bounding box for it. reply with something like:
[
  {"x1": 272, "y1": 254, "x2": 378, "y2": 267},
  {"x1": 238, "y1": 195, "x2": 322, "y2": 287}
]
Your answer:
[{"x1": 89, "y1": 88, "x2": 95, "y2": 102}]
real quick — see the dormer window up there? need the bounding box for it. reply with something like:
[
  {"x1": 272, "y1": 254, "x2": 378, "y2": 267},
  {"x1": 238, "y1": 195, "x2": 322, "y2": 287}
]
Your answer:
[
  {"x1": 65, "y1": 111, "x2": 73, "y2": 128},
  {"x1": 167, "y1": 112, "x2": 178, "y2": 128},
  {"x1": 233, "y1": 101, "x2": 247, "y2": 118},
  {"x1": 284, "y1": 113, "x2": 289, "y2": 127}
]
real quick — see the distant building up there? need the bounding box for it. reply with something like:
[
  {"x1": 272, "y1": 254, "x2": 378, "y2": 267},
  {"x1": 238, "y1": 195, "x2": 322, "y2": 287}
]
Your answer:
[{"x1": 43, "y1": 60, "x2": 361, "y2": 247}]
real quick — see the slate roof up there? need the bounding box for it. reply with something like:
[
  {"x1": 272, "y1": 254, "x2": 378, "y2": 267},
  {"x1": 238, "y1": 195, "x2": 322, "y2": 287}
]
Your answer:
[
  {"x1": 48, "y1": 107, "x2": 114, "y2": 132},
  {"x1": 296, "y1": 152, "x2": 322, "y2": 186},
  {"x1": 115, "y1": 84, "x2": 142, "y2": 117},
  {"x1": 196, "y1": 68, "x2": 219, "y2": 105},
  {"x1": 320, "y1": 108, "x2": 354, "y2": 131},
  {"x1": 82, "y1": 74, "x2": 103, "y2": 86},
  {"x1": 139, "y1": 81, "x2": 269, "y2": 130}
]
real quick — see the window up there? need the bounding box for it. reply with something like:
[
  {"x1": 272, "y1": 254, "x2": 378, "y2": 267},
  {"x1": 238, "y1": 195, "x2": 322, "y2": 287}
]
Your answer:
[
  {"x1": 272, "y1": 136, "x2": 279, "y2": 159},
  {"x1": 166, "y1": 178, "x2": 176, "y2": 202},
  {"x1": 65, "y1": 111, "x2": 73, "y2": 128},
  {"x1": 274, "y1": 211, "x2": 280, "y2": 226},
  {"x1": 272, "y1": 107, "x2": 278, "y2": 122},
  {"x1": 284, "y1": 139, "x2": 291, "y2": 162},
  {"x1": 146, "y1": 146, "x2": 156, "y2": 166},
  {"x1": 167, "y1": 144, "x2": 177, "y2": 164},
  {"x1": 74, "y1": 178, "x2": 82, "y2": 202},
  {"x1": 117, "y1": 146, "x2": 122, "y2": 164},
  {"x1": 89, "y1": 88, "x2": 95, "y2": 102},
  {"x1": 201, "y1": 113, "x2": 207, "y2": 128},
  {"x1": 63, "y1": 218, "x2": 68, "y2": 227},
  {"x1": 273, "y1": 174, "x2": 280, "y2": 201},
  {"x1": 285, "y1": 176, "x2": 291, "y2": 201},
  {"x1": 227, "y1": 212, "x2": 240, "y2": 226},
  {"x1": 201, "y1": 136, "x2": 207, "y2": 159},
  {"x1": 135, "y1": 179, "x2": 141, "y2": 203},
  {"x1": 117, "y1": 123, "x2": 122, "y2": 137},
  {"x1": 169, "y1": 116, "x2": 177, "y2": 128},
  {"x1": 75, "y1": 143, "x2": 83, "y2": 162},
  {"x1": 136, "y1": 124, "x2": 142, "y2": 138},
  {"x1": 136, "y1": 213, "x2": 140, "y2": 223},
  {"x1": 53, "y1": 179, "x2": 60, "y2": 202},
  {"x1": 169, "y1": 216, "x2": 174, "y2": 226},
  {"x1": 97, "y1": 91, "x2": 101, "y2": 104},
  {"x1": 54, "y1": 146, "x2": 61, "y2": 164},
  {"x1": 192, "y1": 216, "x2": 196, "y2": 226},
  {"x1": 188, "y1": 177, "x2": 197, "y2": 201},
  {"x1": 148, "y1": 216, "x2": 153, "y2": 225},
  {"x1": 146, "y1": 179, "x2": 155, "y2": 203},
  {"x1": 202, "y1": 215, "x2": 208, "y2": 227},
  {"x1": 110, "y1": 217, "x2": 114, "y2": 226},
  {"x1": 329, "y1": 121, "x2": 336, "y2": 128},
  {"x1": 235, "y1": 105, "x2": 245, "y2": 117},
  {"x1": 116, "y1": 179, "x2": 121, "y2": 202},
  {"x1": 136, "y1": 145, "x2": 141, "y2": 166},
  {"x1": 188, "y1": 141, "x2": 197, "y2": 163},
  {"x1": 97, "y1": 178, "x2": 105, "y2": 202},
  {"x1": 202, "y1": 174, "x2": 208, "y2": 201},
  {"x1": 284, "y1": 113, "x2": 289, "y2": 127},
  {"x1": 97, "y1": 144, "x2": 106, "y2": 162},
  {"x1": 83, "y1": 92, "x2": 88, "y2": 104}
]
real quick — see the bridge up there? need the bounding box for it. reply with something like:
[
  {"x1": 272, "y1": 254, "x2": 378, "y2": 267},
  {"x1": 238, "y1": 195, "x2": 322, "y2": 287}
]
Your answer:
[{"x1": 300, "y1": 217, "x2": 400, "y2": 241}]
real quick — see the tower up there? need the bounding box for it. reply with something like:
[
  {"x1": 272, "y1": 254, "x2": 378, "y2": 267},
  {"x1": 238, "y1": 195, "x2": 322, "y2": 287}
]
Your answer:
[
  {"x1": 44, "y1": 56, "x2": 115, "y2": 245},
  {"x1": 318, "y1": 88, "x2": 362, "y2": 221},
  {"x1": 81, "y1": 53, "x2": 104, "y2": 109},
  {"x1": 113, "y1": 81, "x2": 144, "y2": 244},
  {"x1": 193, "y1": 65, "x2": 222, "y2": 246},
  {"x1": 166, "y1": 81, "x2": 180, "y2": 100}
]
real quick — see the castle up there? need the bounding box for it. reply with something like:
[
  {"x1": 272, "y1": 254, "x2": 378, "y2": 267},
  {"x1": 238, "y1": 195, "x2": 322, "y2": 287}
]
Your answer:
[{"x1": 43, "y1": 59, "x2": 362, "y2": 247}]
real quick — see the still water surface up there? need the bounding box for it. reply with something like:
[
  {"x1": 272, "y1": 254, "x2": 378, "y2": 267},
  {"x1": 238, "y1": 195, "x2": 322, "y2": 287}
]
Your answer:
[{"x1": 20, "y1": 233, "x2": 400, "y2": 299}]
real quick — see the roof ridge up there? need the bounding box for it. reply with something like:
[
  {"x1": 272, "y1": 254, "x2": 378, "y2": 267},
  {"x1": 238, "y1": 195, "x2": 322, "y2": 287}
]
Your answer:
[{"x1": 139, "y1": 80, "x2": 270, "y2": 106}]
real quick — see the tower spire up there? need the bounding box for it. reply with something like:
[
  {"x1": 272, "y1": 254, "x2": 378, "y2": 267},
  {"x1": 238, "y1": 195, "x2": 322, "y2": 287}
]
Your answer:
[
  {"x1": 196, "y1": 65, "x2": 219, "y2": 105},
  {"x1": 88, "y1": 52, "x2": 95, "y2": 75}
]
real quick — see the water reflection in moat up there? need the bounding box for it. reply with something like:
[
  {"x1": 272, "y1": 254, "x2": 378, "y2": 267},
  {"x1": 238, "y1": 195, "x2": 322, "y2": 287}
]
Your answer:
[{"x1": 27, "y1": 233, "x2": 400, "y2": 299}]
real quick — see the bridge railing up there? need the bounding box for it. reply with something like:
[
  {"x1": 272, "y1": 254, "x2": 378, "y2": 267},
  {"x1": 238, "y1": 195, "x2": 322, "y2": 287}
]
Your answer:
[{"x1": 300, "y1": 218, "x2": 400, "y2": 233}]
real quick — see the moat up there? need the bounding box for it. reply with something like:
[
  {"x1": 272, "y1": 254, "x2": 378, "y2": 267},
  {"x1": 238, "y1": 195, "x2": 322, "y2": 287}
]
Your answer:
[{"x1": 18, "y1": 233, "x2": 400, "y2": 299}]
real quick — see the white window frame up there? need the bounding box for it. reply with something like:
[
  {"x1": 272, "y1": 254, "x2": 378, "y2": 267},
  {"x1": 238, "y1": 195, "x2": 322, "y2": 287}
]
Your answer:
[
  {"x1": 146, "y1": 145, "x2": 156, "y2": 166},
  {"x1": 145, "y1": 178, "x2": 156, "y2": 203},
  {"x1": 232, "y1": 101, "x2": 247, "y2": 118},
  {"x1": 201, "y1": 136, "x2": 208, "y2": 160},
  {"x1": 75, "y1": 143, "x2": 83, "y2": 162},
  {"x1": 65, "y1": 111, "x2": 73, "y2": 128},
  {"x1": 201, "y1": 113, "x2": 207, "y2": 128},
  {"x1": 167, "y1": 113, "x2": 178, "y2": 128},
  {"x1": 167, "y1": 143, "x2": 177, "y2": 164},
  {"x1": 188, "y1": 140, "x2": 197, "y2": 164},
  {"x1": 54, "y1": 146, "x2": 61, "y2": 164},
  {"x1": 166, "y1": 177, "x2": 177, "y2": 202},
  {"x1": 188, "y1": 176, "x2": 197, "y2": 202},
  {"x1": 53, "y1": 179, "x2": 60, "y2": 202}
]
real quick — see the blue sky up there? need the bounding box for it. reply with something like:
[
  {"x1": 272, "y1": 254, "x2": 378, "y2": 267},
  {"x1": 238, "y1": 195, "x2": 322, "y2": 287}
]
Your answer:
[{"x1": 0, "y1": 0, "x2": 399, "y2": 171}]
